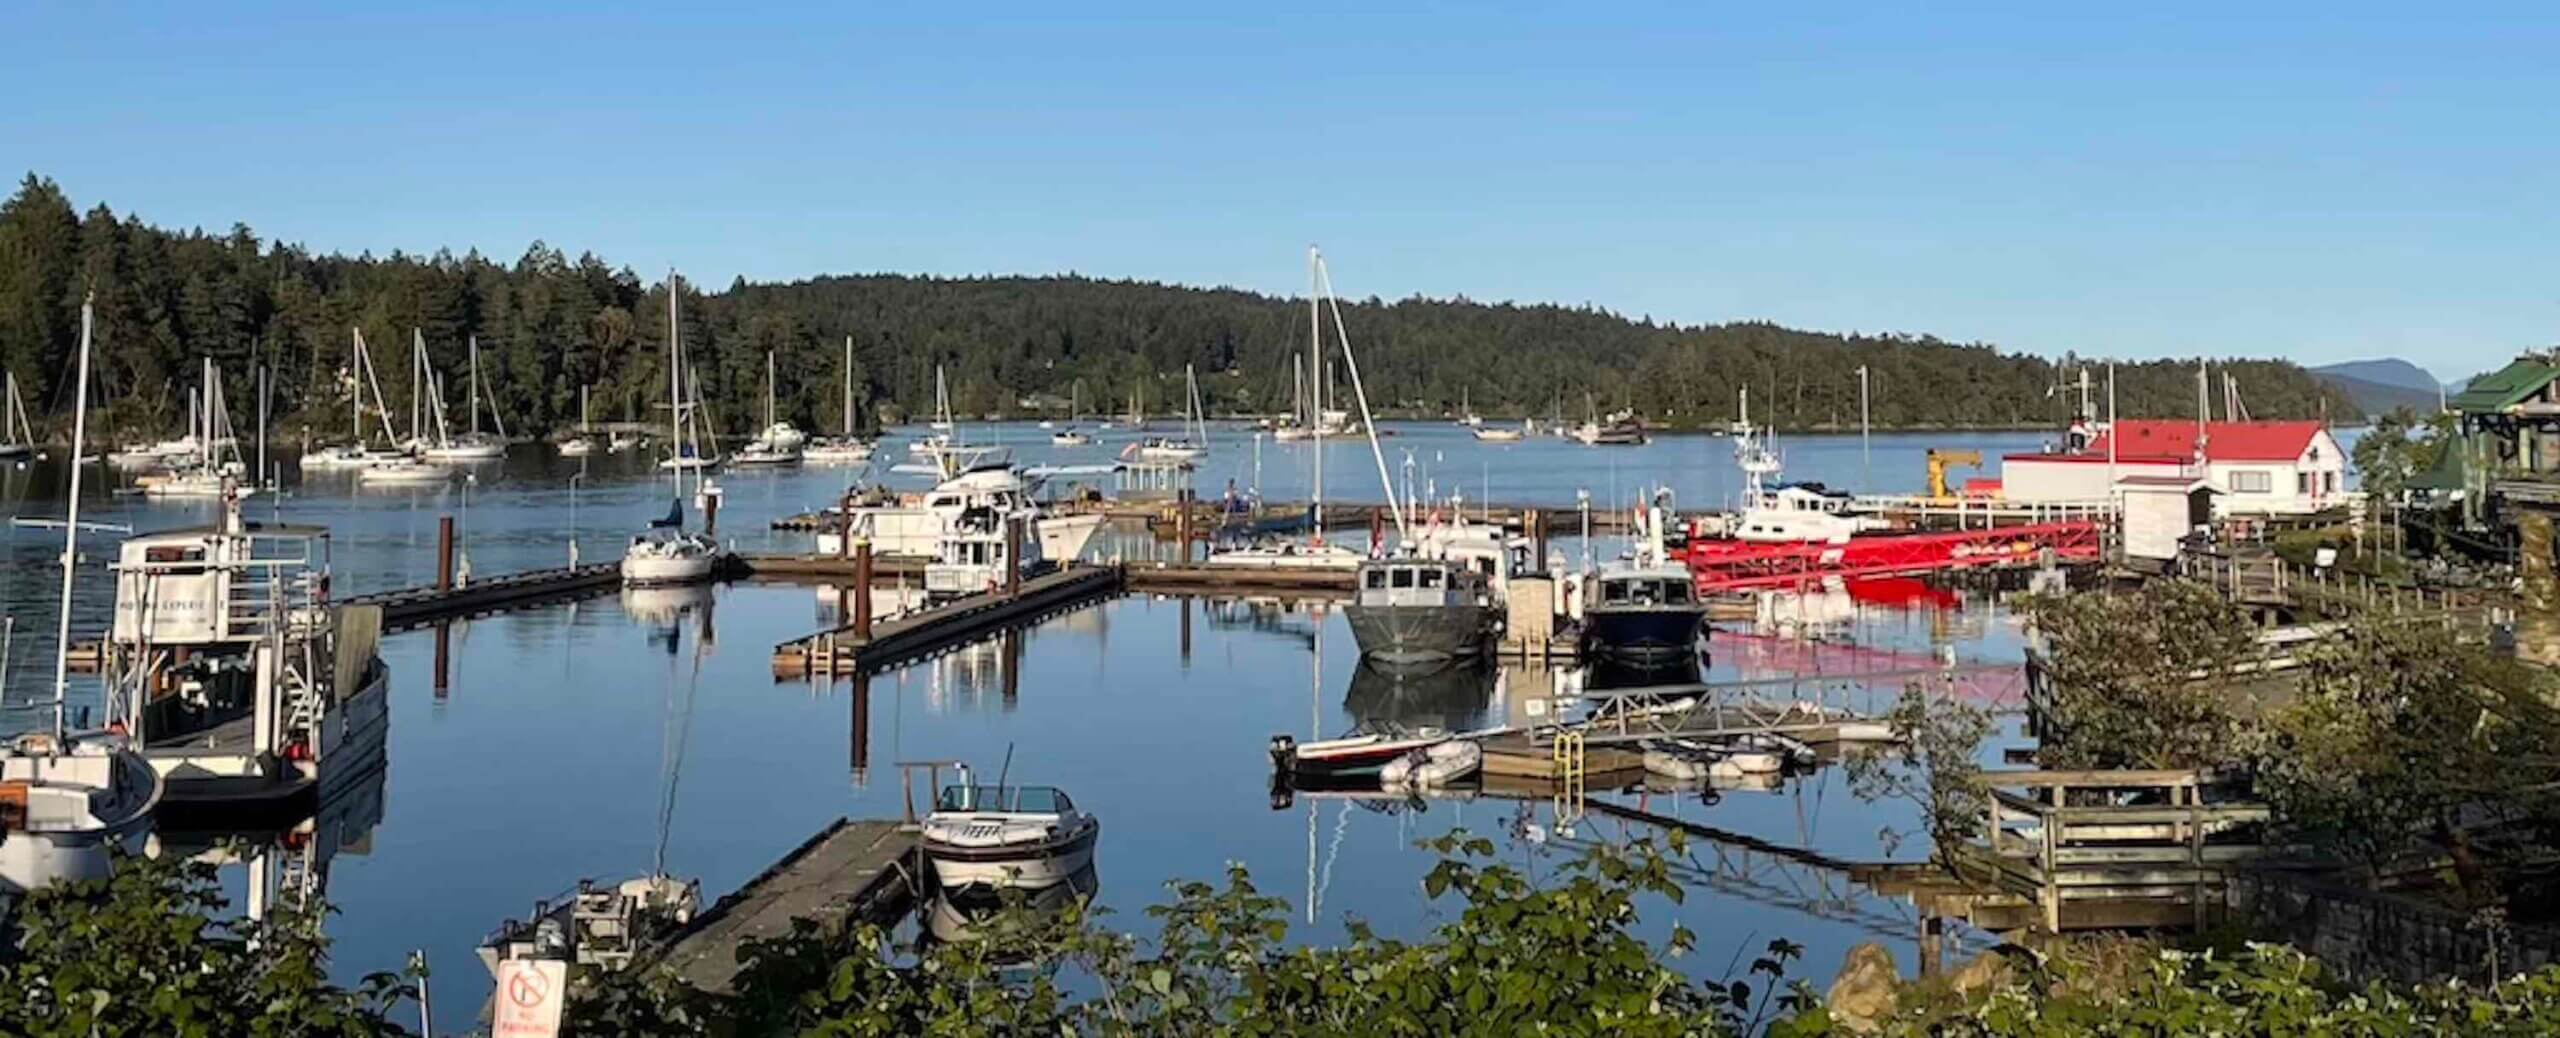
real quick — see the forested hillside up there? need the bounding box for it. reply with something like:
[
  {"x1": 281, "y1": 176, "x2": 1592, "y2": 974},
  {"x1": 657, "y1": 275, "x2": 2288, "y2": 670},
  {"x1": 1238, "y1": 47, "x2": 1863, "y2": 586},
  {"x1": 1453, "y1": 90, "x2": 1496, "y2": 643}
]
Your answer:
[{"x1": 0, "y1": 174, "x2": 2354, "y2": 440}]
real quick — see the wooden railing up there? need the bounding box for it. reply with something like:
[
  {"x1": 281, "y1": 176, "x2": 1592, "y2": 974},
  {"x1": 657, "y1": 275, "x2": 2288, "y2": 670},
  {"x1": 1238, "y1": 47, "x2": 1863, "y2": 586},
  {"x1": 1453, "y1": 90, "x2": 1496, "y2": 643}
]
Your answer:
[{"x1": 1963, "y1": 769, "x2": 2272, "y2": 932}]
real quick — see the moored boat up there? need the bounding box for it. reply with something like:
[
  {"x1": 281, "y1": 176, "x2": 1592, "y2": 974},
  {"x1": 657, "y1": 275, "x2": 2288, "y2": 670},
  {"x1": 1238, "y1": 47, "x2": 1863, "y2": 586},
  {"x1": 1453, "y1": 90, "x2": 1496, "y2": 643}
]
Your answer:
[{"x1": 920, "y1": 775, "x2": 1101, "y2": 893}]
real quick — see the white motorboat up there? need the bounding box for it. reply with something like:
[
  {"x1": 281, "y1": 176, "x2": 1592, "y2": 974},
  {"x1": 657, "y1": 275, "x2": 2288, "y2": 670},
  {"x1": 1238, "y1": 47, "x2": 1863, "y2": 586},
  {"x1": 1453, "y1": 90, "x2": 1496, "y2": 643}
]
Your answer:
[
  {"x1": 358, "y1": 459, "x2": 450, "y2": 485},
  {"x1": 728, "y1": 439, "x2": 801, "y2": 466},
  {"x1": 1205, "y1": 540, "x2": 1364, "y2": 571},
  {"x1": 136, "y1": 467, "x2": 257, "y2": 500},
  {"x1": 921, "y1": 777, "x2": 1101, "y2": 892},
  {"x1": 1119, "y1": 436, "x2": 1204, "y2": 464},
  {"x1": 817, "y1": 461, "x2": 1104, "y2": 563},
  {"x1": 757, "y1": 423, "x2": 807, "y2": 451},
  {"x1": 1049, "y1": 428, "x2": 1093, "y2": 447},
  {"x1": 1268, "y1": 727, "x2": 1450, "y2": 783},
  {"x1": 478, "y1": 874, "x2": 701, "y2": 979},
  {"x1": 1720, "y1": 389, "x2": 1888, "y2": 545},
  {"x1": 1471, "y1": 425, "x2": 1525, "y2": 443},
  {"x1": 556, "y1": 436, "x2": 598, "y2": 457},
  {"x1": 802, "y1": 437, "x2": 875, "y2": 464}
]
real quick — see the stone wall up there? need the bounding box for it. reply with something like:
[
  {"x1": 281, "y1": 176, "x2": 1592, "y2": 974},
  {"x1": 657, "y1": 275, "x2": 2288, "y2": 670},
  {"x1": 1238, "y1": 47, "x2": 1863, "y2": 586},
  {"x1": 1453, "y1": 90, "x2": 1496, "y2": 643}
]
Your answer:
[{"x1": 2228, "y1": 869, "x2": 2560, "y2": 985}]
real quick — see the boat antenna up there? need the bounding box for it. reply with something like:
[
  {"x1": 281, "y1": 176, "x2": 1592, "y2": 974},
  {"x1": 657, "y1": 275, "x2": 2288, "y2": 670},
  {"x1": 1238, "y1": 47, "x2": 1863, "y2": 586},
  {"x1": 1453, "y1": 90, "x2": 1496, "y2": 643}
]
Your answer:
[
  {"x1": 51, "y1": 296, "x2": 96, "y2": 740},
  {"x1": 995, "y1": 741, "x2": 1015, "y2": 800}
]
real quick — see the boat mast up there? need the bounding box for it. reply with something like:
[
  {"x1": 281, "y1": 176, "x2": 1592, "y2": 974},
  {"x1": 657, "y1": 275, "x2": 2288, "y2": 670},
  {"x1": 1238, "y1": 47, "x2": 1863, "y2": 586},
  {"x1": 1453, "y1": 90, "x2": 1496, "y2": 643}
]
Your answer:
[
  {"x1": 765, "y1": 350, "x2": 777, "y2": 431},
  {"x1": 667, "y1": 270, "x2": 684, "y2": 482},
  {"x1": 468, "y1": 336, "x2": 482, "y2": 437},
  {"x1": 51, "y1": 297, "x2": 96, "y2": 739},
  {"x1": 841, "y1": 336, "x2": 855, "y2": 435},
  {"x1": 1311, "y1": 248, "x2": 1406, "y2": 537},
  {"x1": 1308, "y1": 246, "x2": 1323, "y2": 545}
]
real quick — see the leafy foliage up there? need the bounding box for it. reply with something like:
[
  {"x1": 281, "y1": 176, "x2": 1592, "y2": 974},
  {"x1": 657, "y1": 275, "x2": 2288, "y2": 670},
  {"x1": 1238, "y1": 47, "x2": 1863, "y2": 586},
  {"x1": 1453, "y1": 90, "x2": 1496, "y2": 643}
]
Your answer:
[
  {"x1": 1775, "y1": 942, "x2": 2560, "y2": 1036},
  {"x1": 1845, "y1": 686, "x2": 1996, "y2": 866},
  {"x1": 0, "y1": 173, "x2": 2355, "y2": 442},
  {"x1": 2020, "y1": 580, "x2": 2257, "y2": 770},
  {"x1": 2351, "y1": 405, "x2": 2455, "y2": 501},
  {"x1": 0, "y1": 850, "x2": 411, "y2": 1036}
]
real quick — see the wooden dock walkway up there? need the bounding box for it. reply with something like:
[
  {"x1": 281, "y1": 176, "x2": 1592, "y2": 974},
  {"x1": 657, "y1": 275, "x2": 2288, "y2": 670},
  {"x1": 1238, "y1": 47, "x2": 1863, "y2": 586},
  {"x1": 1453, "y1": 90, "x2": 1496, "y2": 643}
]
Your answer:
[
  {"x1": 1122, "y1": 562, "x2": 1355, "y2": 595},
  {"x1": 648, "y1": 818, "x2": 920, "y2": 996},
  {"x1": 343, "y1": 562, "x2": 622, "y2": 631},
  {"x1": 773, "y1": 564, "x2": 1124, "y2": 676}
]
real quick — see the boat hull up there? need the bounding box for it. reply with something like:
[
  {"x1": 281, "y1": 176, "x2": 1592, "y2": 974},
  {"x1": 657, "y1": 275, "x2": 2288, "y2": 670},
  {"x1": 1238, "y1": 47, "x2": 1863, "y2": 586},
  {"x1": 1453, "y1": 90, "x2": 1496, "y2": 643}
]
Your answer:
[
  {"x1": 1583, "y1": 606, "x2": 1710, "y2": 665},
  {"x1": 1345, "y1": 603, "x2": 1492, "y2": 665},
  {"x1": 621, "y1": 554, "x2": 719, "y2": 586},
  {"x1": 925, "y1": 820, "x2": 1100, "y2": 892}
]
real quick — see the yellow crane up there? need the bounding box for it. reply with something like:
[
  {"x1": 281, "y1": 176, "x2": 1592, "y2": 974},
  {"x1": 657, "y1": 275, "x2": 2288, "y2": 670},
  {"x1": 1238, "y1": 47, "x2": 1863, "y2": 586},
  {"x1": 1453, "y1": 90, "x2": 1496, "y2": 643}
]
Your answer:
[{"x1": 1926, "y1": 449, "x2": 1982, "y2": 501}]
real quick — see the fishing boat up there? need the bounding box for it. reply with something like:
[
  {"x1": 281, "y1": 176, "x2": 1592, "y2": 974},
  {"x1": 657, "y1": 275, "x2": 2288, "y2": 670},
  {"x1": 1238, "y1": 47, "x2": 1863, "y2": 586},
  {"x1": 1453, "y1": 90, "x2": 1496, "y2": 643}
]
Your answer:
[
  {"x1": 803, "y1": 337, "x2": 876, "y2": 464},
  {"x1": 0, "y1": 369, "x2": 34, "y2": 458},
  {"x1": 105, "y1": 495, "x2": 391, "y2": 819},
  {"x1": 1582, "y1": 491, "x2": 1710, "y2": 666},
  {"x1": 3, "y1": 300, "x2": 165, "y2": 892},
  {"x1": 1347, "y1": 557, "x2": 1497, "y2": 665},
  {"x1": 920, "y1": 768, "x2": 1101, "y2": 892},
  {"x1": 557, "y1": 385, "x2": 600, "y2": 456},
  {"x1": 416, "y1": 333, "x2": 509, "y2": 462}
]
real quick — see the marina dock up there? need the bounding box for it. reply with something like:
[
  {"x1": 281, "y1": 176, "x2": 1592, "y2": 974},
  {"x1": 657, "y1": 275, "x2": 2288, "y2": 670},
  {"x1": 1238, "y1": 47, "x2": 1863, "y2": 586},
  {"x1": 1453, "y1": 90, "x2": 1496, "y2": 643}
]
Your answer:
[
  {"x1": 773, "y1": 563, "x2": 1124, "y2": 676},
  {"x1": 345, "y1": 562, "x2": 622, "y2": 631},
  {"x1": 648, "y1": 818, "x2": 921, "y2": 996}
]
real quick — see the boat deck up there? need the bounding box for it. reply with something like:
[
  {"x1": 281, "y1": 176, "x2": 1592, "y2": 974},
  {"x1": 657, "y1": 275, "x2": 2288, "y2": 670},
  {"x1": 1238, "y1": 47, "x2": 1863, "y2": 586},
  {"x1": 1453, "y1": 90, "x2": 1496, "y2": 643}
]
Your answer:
[{"x1": 649, "y1": 818, "x2": 919, "y2": 996}]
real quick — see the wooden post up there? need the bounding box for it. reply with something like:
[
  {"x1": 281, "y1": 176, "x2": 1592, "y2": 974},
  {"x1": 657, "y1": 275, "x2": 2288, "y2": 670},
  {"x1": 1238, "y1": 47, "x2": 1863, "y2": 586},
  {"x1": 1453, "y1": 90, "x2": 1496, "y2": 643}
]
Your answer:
[
  {"x1": 703, "y1": 488, "x2": 721, "y2": 538},
  {"x1": 836, "y1": 491, "x2": 855, "y2": 621},
  {"x1": 853, "y1": 540, "x2": 874, "y2": 640},
  {"x1": 850, "y1": 671, "x2": 872, "y2": 784},
  {"x1": 1529, "y1": 507, "x2": 1548, "y2": 566},
  {"x1": 1006, "y1": 518, "x2": 1024, "y2": 598},
  {"x1": 436, "y1": 516, "x2": 456, "y2": 592},
  {"x1": 1174, "y1": 488, "x2": 1193, "y2": 563}
]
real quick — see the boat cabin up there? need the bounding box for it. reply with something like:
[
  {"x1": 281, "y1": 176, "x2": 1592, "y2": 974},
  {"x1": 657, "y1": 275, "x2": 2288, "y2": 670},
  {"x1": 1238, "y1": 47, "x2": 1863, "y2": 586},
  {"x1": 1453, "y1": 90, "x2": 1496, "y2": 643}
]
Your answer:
[
  {"x1": 1594, "y1": 568, "x2": 1696, "y2": 609},
  {"x1": 934, "y1": 784, "x2": 1079, "y2": 816},
  {"x1": 1357, "y1": 558, "x2": 1486, "y2": 608}
]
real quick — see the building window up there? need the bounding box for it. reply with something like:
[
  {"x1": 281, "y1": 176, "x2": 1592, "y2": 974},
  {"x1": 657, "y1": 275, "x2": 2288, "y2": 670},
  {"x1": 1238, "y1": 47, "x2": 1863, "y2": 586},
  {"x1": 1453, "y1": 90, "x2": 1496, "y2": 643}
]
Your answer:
[
  {"x1": 2324, "y1": 471, "x2": 2338, "y2": 493},
  {"x1": 2231, "y1": 471, "x2": 2272, "y2": 493},
  {"x1": 2297, "y1": 472, "x2": 2312, "y2": 495}
]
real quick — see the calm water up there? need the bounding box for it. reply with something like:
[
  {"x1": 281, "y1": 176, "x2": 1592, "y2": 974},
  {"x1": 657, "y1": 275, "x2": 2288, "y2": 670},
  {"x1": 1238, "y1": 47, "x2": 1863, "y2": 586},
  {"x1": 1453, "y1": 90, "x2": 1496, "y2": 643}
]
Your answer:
[{"x1": 0, "y1": 425, "x2": 2058, "y2": 1032}]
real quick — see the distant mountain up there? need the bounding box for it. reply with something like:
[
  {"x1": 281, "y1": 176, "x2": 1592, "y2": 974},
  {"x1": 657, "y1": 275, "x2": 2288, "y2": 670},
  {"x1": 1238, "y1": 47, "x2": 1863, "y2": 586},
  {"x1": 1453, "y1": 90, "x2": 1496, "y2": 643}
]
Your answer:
[
  {"x1": 2312, "y1": 359, "x2": 2442, "y2": 396},
  {"x1": 2313, "y1": 369, "x2": 2441, "y2": 416}
]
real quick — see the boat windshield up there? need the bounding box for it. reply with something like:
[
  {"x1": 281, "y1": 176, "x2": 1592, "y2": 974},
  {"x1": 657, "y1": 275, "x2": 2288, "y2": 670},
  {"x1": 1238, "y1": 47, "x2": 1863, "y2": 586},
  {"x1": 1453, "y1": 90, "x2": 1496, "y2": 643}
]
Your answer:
[{"x1": 936, "y1": 785, "x2": 1074, "y2": 813}]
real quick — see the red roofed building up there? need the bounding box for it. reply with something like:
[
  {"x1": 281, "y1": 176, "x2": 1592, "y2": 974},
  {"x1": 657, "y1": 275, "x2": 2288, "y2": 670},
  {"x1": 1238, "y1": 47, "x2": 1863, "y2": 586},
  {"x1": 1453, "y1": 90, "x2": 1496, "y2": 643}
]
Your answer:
[{"x1": 1999, "y1": 419, "x2": 2347, "y2": 515}]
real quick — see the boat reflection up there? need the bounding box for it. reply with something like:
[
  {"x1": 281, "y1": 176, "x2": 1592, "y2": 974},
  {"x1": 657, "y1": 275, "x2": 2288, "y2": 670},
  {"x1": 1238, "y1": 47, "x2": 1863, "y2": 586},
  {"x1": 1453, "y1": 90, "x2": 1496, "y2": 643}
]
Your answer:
[
  {"x1": 150, "y1": 757, "x2": 386, "y2": 923},
  {"x1": 919, "y1": 863, "x2": 1100, "y2": 962},
  {"x1": 1341, "y1": 660, "x2": 1496, "y2": 733},
  {"x1": 622, "y1": 584, "x2": 717, "y2": 653}
]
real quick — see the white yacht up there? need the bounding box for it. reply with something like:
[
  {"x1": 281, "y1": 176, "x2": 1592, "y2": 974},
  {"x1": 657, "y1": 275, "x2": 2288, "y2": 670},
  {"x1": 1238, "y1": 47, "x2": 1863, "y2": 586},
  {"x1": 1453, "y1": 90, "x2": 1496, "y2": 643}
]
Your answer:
[
  {"x1": 920, "y1": 773, "x2": 1100, "y2": 892},
  {"x1": 817, "y1": 460, "x2": 1105, "y2": 564},
  {"x1": 1721, "y1": 388, "x2": 1887, "y2": 545}
]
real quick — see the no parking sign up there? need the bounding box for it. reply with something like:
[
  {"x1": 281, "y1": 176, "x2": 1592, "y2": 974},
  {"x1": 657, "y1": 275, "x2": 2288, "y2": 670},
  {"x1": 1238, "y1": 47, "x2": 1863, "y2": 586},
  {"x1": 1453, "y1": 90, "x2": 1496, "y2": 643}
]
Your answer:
[{"x1": 493, "y1": 958, "x2": 567, "y2": 1038}]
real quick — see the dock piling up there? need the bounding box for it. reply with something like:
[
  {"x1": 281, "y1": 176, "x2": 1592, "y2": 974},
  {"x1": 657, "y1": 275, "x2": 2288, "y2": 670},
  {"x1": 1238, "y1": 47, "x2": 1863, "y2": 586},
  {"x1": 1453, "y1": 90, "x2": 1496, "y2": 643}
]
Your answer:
[
  {"x1": 853, "y1": 541, "x2": 874, "y2": 640},
  {"x1": 436, "y1": 516, "x2": 456, "y2": 592},
  {"x1": 1006, "y1": 518, "x2": 1023, "y2": 598}
]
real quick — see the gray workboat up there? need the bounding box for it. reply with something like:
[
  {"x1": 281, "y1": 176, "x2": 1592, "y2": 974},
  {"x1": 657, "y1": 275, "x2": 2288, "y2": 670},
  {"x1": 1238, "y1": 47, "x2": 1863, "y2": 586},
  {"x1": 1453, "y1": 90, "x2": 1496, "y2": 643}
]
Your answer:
[{"x1": 1345, "y1": 557, "x2": 1497, "y2": 665}]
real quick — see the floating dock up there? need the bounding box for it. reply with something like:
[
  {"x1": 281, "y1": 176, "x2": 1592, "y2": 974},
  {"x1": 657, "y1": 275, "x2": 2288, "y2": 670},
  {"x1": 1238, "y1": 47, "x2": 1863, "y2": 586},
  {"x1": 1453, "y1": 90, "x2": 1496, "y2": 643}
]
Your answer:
[
  {"x1": 1121, "y1": 562, "x2": 1354, "y2": 595},
  {"x1": 773, "y1": 564, "x2": 1124, "y2": 677},
  {"x1": 344, "y1": 562, "x2": 623, "y2": 631},
  {"x1": 647, "y1": 818, "x2": 920, "y2": 996}
]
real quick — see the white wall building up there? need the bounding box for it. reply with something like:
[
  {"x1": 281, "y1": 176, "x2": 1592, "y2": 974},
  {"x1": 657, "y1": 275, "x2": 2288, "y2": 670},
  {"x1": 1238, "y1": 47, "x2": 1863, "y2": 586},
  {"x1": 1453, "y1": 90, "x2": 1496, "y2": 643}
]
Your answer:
[{"x1": 1996, "y1": 420, "x2": 2349, "y2": 517}]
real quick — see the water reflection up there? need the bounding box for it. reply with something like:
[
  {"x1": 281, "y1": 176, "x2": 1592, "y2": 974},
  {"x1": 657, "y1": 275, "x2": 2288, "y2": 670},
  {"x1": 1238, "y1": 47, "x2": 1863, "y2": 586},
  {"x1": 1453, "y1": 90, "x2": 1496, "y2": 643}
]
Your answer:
[
  {"x1": 1342, "y1": 661, "x2": 1497, "y2": 733},
  {"x1": 153, "y1": 758, "x2": 387, "y2": 925},
  {"x1": 920, "y1": 863, "x2": 1101, "y2": 958}
]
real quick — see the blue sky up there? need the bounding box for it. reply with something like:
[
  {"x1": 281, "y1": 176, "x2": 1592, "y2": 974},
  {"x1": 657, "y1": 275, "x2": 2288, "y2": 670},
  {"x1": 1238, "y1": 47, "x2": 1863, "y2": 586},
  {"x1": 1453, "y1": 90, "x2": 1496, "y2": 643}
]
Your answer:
[{"x1": 5, "y1": 2, "x2": 2555, "y2": 377}]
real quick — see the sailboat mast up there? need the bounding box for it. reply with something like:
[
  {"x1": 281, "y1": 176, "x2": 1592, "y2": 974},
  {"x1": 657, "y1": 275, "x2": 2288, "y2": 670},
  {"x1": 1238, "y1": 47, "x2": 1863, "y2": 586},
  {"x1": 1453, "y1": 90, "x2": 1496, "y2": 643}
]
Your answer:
[
  {"x1": 841, "y1": 337, "x2": 854, "y2": 434},
  {"x1": 765, "y1": 350, "x2": 776, "y2": 430},
  {"x1": 668, "y1": 272, "x2": 684, "y2": 467},
  {"x1": 468, "y1": 336, "x2": 482, "y2": 436},
  {"x1": 1308, "y1": 246, "x2": 1323, "y2": 541},
  {"x1": 53, "y1": 299, "x2": 96, "y2": 739}
]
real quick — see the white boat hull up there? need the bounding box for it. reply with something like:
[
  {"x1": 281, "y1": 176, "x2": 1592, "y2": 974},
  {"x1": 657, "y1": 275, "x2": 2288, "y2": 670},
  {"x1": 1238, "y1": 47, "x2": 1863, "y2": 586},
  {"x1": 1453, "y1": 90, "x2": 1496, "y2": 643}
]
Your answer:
[
  {"x1": 358, "y1": 464, "x2": 449, "y2": 484},
  {"x1": 925, "y1": 823, "x2": 1100, "y2": 891},
  {"x1": 621, "y1": 554, "x2": 719, "y2": 586}
]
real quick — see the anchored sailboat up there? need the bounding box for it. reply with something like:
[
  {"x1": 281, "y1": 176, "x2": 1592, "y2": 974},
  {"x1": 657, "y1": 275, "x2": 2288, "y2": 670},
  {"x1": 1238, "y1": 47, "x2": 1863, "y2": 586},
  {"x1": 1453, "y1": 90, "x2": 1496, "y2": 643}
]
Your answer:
[
  {"x1": 625, "y1": 271, "x2": 723, "y2": 587},
  {"x1": 804, "y1": 336, "x2": 875, "y2": 464}
]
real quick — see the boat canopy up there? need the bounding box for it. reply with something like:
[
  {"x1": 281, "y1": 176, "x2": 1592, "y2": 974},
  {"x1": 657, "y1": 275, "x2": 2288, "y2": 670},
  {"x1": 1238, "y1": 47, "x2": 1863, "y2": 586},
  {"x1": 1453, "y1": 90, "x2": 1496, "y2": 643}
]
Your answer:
[{"x1": 937, "y1": 785, "x2": 1076, "y2": 813}]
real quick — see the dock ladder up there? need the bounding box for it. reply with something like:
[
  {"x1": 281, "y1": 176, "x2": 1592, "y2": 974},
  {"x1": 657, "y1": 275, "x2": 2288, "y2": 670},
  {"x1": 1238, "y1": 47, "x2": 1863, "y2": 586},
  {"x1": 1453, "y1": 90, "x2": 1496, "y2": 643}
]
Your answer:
[{"x1": 1551, "y1": 731, "x2": 1587, "y2": 832}]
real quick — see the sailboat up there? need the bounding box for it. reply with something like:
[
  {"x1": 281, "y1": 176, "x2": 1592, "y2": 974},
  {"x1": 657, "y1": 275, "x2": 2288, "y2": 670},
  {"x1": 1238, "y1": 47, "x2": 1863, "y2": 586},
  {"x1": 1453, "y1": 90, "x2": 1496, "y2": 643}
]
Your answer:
[
  {"x1": 805, "y1": 337, "x2": 876, "y2": 464},
  {"x1": 907, "y1": 364, "x2": 1002, "y2": 473},
  {"x1": 1457, "y1": 387, "x2": 1483, "y2": 427},
  {"x1": 656, "y1": 298, "x2": 720, "y2": 472},
  {"x1": 302, "y1": 329, "x2": 416, "y2": 471},
  {"x1": 929, "y1": 367, "x2": 955, "y2": 431},
  {"x1": 1050, "y1": 381, "x2": 1093, "y2": 447},
  {"x1": 418, "y1": 334, "x2": 508, "y2": 462},
  {"x1": 1121, "y1": 364, "x2": 1208, "y2": 463},
  {"x1": 1209, "y1": 250, "x2": 1366, "y2": 573},
  {"x1": 626, "y1": 271, "x2": 724, "y2": 586},
  {"x1": 1, "y1": 296, "x2": 164, "y2": 894},
  {"x1": 0, "y1": 370, "x2": 34, "y2": 459},
  {"x1": 731, "y1": 352, "x2": 804, "y2": 466},
  {"x1": 136, "y1": 359, "x2": 257, "y2": 498},
  {"x1": 558, "y1": 385, "x2": 600, "y2": 456}
]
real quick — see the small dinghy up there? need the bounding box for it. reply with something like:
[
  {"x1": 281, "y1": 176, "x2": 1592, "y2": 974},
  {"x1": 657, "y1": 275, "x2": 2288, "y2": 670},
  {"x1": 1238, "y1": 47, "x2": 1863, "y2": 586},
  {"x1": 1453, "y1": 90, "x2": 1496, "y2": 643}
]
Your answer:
[
  {"x1": 1641, "y1": 738, "x2": 1785, "y2": 783},
  {"x1": 1378, "y1": 739, "x2": 1482, "y2": 791},
  {"x1": 1269, "y1": 727, "x2": 1449, "y2": 786},
  {"x1": 920, "y1": 774, "x2": 1101, "y2": 893}
]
